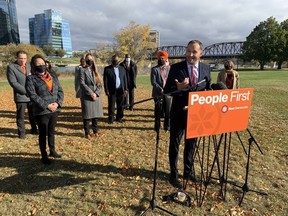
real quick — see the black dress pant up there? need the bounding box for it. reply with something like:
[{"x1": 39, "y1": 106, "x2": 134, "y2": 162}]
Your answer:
[
  {"x1": 16, "y1": 102, "x2": 37, "y2": 136},
  {"x1": 124, "y1": 87, "x2": 135, "y2": 108},
  {"x1": 169, "y1": 121, "x2": 197, "y2": 179},
  {"x1": 83, "y1": 118, "x2": 98, "y2": 135},
  {"x1": 35, "y1": 112, "x2": 58, "y2": 159},
  {"x1": 154, "y1": 95, "x2": 172, "y2": 131},
  {"x1": 108, "y1": 89, "x2": 125, "y2": 121}
]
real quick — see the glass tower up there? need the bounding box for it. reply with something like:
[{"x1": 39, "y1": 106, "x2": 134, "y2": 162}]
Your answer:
[
  {"x1": 29, "y1": 9, "x2": 73, "y2": 57},
  {"x1": 0, "y1": 0, "x2": 20, "y2": 45}
]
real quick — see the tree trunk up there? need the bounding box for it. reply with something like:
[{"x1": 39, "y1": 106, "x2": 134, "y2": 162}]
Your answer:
[
  {"x1": 277, "y1": 61, "x2": 283, "y2": 69},
  {"x1": 260, "y1": 63, "x2": 265, "y2": 70}
]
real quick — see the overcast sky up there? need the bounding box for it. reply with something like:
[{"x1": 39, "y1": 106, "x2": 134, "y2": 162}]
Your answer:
[{"x1": 16, "y1": 0, "x2": 288, "y2": 51}]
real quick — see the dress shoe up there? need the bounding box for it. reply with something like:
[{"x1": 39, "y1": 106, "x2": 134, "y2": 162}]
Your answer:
[
  {"x1": 19, "y1": 134, "x2": 26, "y2": 139},
  {"x1": 92, "y1": 132, "x2": 100, "y2": 138},
  {"x1": 169, "y1": 177, "x2": 183, "y2": 189},
  {"x1": 116, "y1": 118, "x2": 123, "y2": 123},
  {"x1": 85, "y1": 134, "x2": 92, "y2": 139},
  {"x1": 41, "y1": 157, "x2": 52, "y2": 165},
  {"x1": 49, "y1": 151, "x2": 61, "y2": 158},
  {"x1": 129, "y1": 106, "x2": 133, "y2": 111},
  {"x1": 184, "y1": 173, "x2": 201, "y2": 183},
  {"x1": 108, "y1": 119, "x2": 114, "y2": 124}
]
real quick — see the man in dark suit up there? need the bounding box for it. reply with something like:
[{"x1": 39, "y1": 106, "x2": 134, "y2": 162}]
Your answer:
[
  {"x1": 164, "y1": 40, "x2": 211, "y2": 189},
  {"x1": 120, "y1": 54, "x2": 137, "y2": 111},
  {"x1": 6, "y1": 50, "x2": 38, "y2": 139},
  {"x1": 151, "y1": 51, "x2": 172, "y2": 131},
  {"x1": 103, "y1": 54, "x2": 128, "y2": 124}
]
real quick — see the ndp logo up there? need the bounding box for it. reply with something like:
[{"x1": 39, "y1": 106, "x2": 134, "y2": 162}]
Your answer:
[
  {"x1": 186, "y1": 88, "x2": 254, "y2": 139},
  {"x1": 190, "y1": 90, "x2": 251, "y2": 106}
]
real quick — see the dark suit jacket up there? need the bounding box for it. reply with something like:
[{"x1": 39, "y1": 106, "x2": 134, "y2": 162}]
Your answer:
[
  {"x1": 25, "y1": 70, "x2": 64, "y2": 116},
  {"x1": 120, "y1": 60, "x2": 137, "y2": 89},
  {"x1": 151, "y1": 65, "x2": 170, "y2": 98},
  {"x1": 164, "y1": 60, "x2": 211, "y2": 128},
  {"x1": 103, "y1": 65, "x2": 128, "y2": 95},
  {"x1": 6, "y1": 61, "x2": 31, "y2": 103}
]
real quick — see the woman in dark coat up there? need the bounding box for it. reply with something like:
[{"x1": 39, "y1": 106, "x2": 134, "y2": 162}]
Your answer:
[
  {"x1": 79, "y1": 53, "x2": 103, "y2": 139},
  {"x1": 26, "y1": 54, "x2": 64, "y2": 165}
]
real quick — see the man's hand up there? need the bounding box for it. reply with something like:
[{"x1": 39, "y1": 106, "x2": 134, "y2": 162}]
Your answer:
[{"x1": 175, "y1": 78, "x2": 190, "y2": 90}]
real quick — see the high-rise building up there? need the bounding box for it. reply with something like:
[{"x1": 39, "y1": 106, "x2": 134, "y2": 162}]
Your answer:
[
  {"x1": 29, "y1": 9, "x2": 72, "y2": 57},
  {"x1": 0, "y1": 0, "x2": 20, "y2": 45},
  {"x1": 150, "y1": 30, "x2": 160, "y2": 48}
]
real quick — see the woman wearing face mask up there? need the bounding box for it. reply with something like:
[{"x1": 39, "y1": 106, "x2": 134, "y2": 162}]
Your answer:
[
  {"x1": 26, "y1": 54, "x2": 64, "y2": 165},
  {"x1": 217, "y1": 60, "x2": 239, "y2": 89},
  {"x1": 79, "y1": 53, "x2": 103, "y2": 139}
]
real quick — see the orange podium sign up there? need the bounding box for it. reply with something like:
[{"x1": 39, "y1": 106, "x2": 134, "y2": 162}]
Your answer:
[{"x1": 186, "y1": 88, "x2": 254, "y2": 139}]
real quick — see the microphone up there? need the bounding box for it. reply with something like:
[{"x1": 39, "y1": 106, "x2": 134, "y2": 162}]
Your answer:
[
  {"x1": 195, "y1": 76, "x2": 209, "y2": 86},
  {"x1": 211, "y1": 82, "x2": 228, "y2": 90}
]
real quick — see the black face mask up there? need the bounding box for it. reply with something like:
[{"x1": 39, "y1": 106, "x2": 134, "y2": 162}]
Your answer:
[
  {"x1": 86, "y1": 59, "x2": 94, "y2": 67},
  {"x1": 112, "y1": 60, "x2": 119, "y2": 66},
  {"x1": 35, "y1": 65, "x2": 46, "y2": 73},
  {"x1": 158, "y1": 59, "x2": 165, "y2": 66}
]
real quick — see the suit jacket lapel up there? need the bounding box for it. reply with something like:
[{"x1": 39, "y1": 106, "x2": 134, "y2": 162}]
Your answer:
[{"x1": 85, "y1": 68, "x2": 96, "y2": 85}]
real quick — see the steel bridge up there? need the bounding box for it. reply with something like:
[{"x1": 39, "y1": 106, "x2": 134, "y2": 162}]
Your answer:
[{"x1": 154, "y1": 41, "x2": 244, "y2": 59}]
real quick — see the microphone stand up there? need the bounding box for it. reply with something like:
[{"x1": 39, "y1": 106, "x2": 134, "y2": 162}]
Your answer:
[{"x1": 140, "y1": 96, "x2": 176, "y2": 216}]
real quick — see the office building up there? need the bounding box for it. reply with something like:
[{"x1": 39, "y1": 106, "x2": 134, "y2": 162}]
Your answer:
[
  {"x1": 150, "y1": 30, "x2": 160, "y2": 48},
  {"x1": 29, "y1": 9, "x2": 72, "y2": 56},
  {"x1": 0, "y1": 0, "x2": 20, "y2": 45}
]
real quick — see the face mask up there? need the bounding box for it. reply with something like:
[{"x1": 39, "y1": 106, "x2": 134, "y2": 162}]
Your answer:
[
  {"x1": 158, "y1": 59, "x2": 165, "y2": 66},
  {"x1": 35, "y1": 65, "x2": 46, "y2": 73},
  {"x1": 112, "y1": 60, "x2": 119, "y2": 66},
  {"x1": 125, "y1": 58, "x2": 131, "y2": 63},
  {"x1": 86, "y1": 59, "x2": 93, "y2": 67}
]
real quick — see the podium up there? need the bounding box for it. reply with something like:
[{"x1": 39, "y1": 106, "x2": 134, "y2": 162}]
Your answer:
[{"x1": 183, "y1": 88, "x2": 268, "y2": 206}]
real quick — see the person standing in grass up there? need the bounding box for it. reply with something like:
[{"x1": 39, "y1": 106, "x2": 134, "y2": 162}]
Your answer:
[
  {"x1": 103, "y1": 54, "x2": 128, "y2": 124},
  {"x1": 26, "y1": 54, "x2": 64, "y2": 165},
  {"x1": 120, "y1": 54, "x2": 138, "y2": 111},
  {"x1": 6, "y1": 50, "x2": 38, "y2": 139},
  {"x1": 217, "y1": 60, "x2": 239, "y2": 89},
  {"x1": 79, "y1": 53, "x2": 103, "y2": 139},
  {"x1": 164, "y1": 40, "x2": 211, "y2": 189},
  {"x1": 150, "y1": 51, "x2": 172, "y2": 132},
  {"x1": 75, "y1": 56, "x2": 86, "y2": 99}
]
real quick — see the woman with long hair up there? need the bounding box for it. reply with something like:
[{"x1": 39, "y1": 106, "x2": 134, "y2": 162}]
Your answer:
[{"x1": 79, "y1": 53, "x2": 103, "y2": 139}]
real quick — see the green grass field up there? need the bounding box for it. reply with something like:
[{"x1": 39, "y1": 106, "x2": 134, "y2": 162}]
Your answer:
[{"x1": 0, "y1": 71, "x2": 287, "y2": 215}]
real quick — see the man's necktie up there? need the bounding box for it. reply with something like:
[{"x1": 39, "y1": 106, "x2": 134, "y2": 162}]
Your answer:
[{"x1": 191, "y1": 65, "x2": 196, "y2": 85}]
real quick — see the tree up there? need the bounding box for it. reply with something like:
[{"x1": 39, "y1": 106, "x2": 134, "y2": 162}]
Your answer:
[
  {"x1": 42, "y1": 44, "x2": 56, "y2": 56},
  {"x1": 0, "y1": 43, "x2": 45, "y2": 64},
  {"x1": 242, "y1": 17, "x2": 284, "y2": 70},
  {"x1": 0, "y1": 43, "x2": 45, "y2": 77},
  {"x1": 277, "y1": 19, "x2": 288, "y2": 69},
  {"x1": 114, "y1": 21, "x2": 156, "y2": 64},
  {"x1": 55, "y1": 49, "x2": 66, "y2": 58}
]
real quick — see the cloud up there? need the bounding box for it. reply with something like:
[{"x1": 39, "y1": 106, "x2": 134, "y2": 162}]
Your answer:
[{"x1": 15, "y1": 0, "x2": 288, "y2": 50}]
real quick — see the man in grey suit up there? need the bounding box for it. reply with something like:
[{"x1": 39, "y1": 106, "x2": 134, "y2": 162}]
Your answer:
[
  {"x1": 164, "y1": 40, "x2": 211, "y2": 189},
  {"x1": 151, "y1": 51, "x2": 172, "y2": 131},
  {"x1": 6, "y1": 50, "x2": 37, "y2": 139}
]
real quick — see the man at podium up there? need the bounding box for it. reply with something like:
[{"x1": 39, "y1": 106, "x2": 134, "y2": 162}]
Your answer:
[{"x1": 164, "y1": 40, "x2": 211, "y2": 189}]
